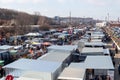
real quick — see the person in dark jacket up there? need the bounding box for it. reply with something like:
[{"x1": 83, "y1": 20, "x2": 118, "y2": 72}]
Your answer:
[
  {"x1": 0, "y1": 66, "x2": 5, "y2": 78},
  {"x1": 118, "y1": 64, "x2": 120, "y2": 75}
]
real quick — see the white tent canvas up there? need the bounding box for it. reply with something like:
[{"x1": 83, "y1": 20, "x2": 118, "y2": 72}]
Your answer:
[
  {"x1": 58, "y1": 67, "x2": 85, "y2": 80},
  {"x1": 84, "y1": 42, "x2": 106, "y2": 47},
  {"x1": 3, "y1": 58, "x2": 62, "y2": 80},
  {"x1": 17, "y1": 71, "x2": 49, "y2": 80},
  {"x1": 81, "y1": 47, "x2": 104, "y2": 55},
  {"x1": 69, "y1": 56, "x2": 114, "y2": 69},
  {"x1": 48, "y1": 45, "x2": 77, "y2": 52},
  {"x1": 25, "y1": 33, "x2": 42, "y2": 36},
  {"x1": 0, "y1": 45, "x2": 13, "y2": 50},
  {"x1": 17, "y1": 77, "x2": 42, "y2": 80},
  {"x1": 37, "y1": 51, "x2": 71, "y2": 62}
]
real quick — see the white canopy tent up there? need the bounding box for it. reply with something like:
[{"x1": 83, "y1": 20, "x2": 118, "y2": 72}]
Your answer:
[
  {"x1": 0, "y1": 45, "x2": 13, "y2": 50},
  {"x1": 58, "y1": 68, "x2": 85, "y2": 80},
  {"x1": 37, "y1": 51, "x2": 71, "y2": 62},
  {"x1": 84, "y1": 42, "x2": 106, "y2": 47},
  {"x1": 80, "y1": 47, "x2": 110, "y2": 55},
  {"x1": 90, "y1": 39, "x2": 102, "y2": 42},
  {"x1": 81, "y1": 47, "x2": 103, "y2": 53},
  {"x1": 91, "y1": 32, "x2": 105, "y2": 38},
  {"x1": 48, "y1": 45, "x2": 77, "y2": 52},
  {"x1": 58, "y1": 34, "x2": 71, "y2": 38},
  {"x1": 79, "y1": 39, "x2": 88, "y2": 43},
  {"x1": 17, "y1": 71, "x2": 47, "y2": 80},
  {"x1": 70, "y1": 56, "x2": 114, "y2": 69},
  {"x1": 25, "y1": 32, "x2": 42, "y2": 37},
  {"x1": 69, "y1": 56, "x2": 114, "y2": 76},
  {"x1": 17, "y1": 77, "x2": 41, "y2": 80},
  {"x1": 3, "y1": 58, "x2": 62, "y2": 80},
  {"x1": 37, "y1": 51, "x2": 72, "y2": 68}
]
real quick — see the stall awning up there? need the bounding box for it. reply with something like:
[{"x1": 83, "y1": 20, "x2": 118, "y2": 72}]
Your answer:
[
  {"x1": 81, "y1": 47, "x2": 103, "y2": 54},
  {"x1": 17, "y1": 77, "x2": 42, "y2": 80},
  {"x1": 58, "y1": 67, "x2": 85, "y2": 80},
  {"x1": 3, "y1": 58, "x2": 61, "y2": 73},
  {"x1": 69, "y1": 56, "x2": 114, "y2": 69},
  {"x1": 37, "y1": 51, "x2": 71, "y2": 62},
  {"x1": 48, "y1": 45, "x2": 77, "y2": 52},
  {"x1": 17, "y1": 72, "x2": 43, "y2": 80}
]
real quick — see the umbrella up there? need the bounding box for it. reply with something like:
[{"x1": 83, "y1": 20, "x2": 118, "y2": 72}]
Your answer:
[
  {"x1": 0, "y1": 60, "x2": 4, "y2": 66},
  {"x1": 9, "y1": 50, "x2": 17, "y2": 55},
  {"x1": 31, "y1": 42, "x2": 41, "y2": 45},
  {"x1": 42, "y1": 42, "x2": 52, "y2": 46}
]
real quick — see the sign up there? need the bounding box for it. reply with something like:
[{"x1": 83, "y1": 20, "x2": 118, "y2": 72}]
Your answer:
[{"x1": 5, "y1": 75, "x2": 14, "y2": 80}]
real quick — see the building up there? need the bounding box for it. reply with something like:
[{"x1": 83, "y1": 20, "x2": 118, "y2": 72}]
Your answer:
[{"x1": 96, "y1": 22, "x2": 107, "y2": 27}]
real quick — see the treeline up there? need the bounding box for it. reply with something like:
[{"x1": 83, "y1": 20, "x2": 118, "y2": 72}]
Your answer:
[
  {"x1": 0, "y1": 26, "x2": 34, "y2": 38},
  {"x1": 0, "y1": 8, "x2": 18, "y2": 20},
  {"x1": 0, "y1": 8, "x2": 53, "y2": 26},
  {"x1": 0, "y1": 8, "x2": 52, "y2": 38},
  {"x1": 0, "y1": 8, "x2": 67, "y2": 38}
]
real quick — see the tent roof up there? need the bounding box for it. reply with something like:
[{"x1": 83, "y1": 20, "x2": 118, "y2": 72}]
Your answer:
[
  {"x1": 37, "y1": 51, "x2": 71, "y2": 62},
  {"x1": 25, "y1": 33, "x2": 42, "y2": 36},
  {"x1": 17, "y1": 77, "x2": 42, "y2": 80},
  {"x1": 103, "y1": 49, "x2": 110, "y2": 55},
  {"x1": 84, "y1": 42, "x2": 106, "y2": 46},
  {"x1": 17, "y1": 71, "x2": 47, "y2": 80},
  {"x1": 58, "y1": 67, "x2": 85, "y2": 80},
  {"x1": 91, "y1": 39, "x2": 102, "y2": 42},
  {"x1": 3, "y1": 58, "x2": 61, "y2": 73},
  {"x1": 0, "y1": 45, "x2": 13, "y2": 50},
  {"x1": 48, "y1": 45, "x2": 77, "y2": 52},
  {"x1": 69, "y1": 56, "x2": 114, "y2": 69},
  {"x1": 81, "y1": 47, "x2": 103, "y2": 54},
  {"x1": 14, "y1": 45, "x2": 22, "y2": 50},
  {"x1": 91, "y1": 33, "x2": 104, "y2": 37}
]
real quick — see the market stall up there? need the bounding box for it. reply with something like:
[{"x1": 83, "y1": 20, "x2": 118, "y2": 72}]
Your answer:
[
  {"x1": 3, "y1": 58, "x2": 62, "y2": 80},
  {"x1": 37, "y1": 51, "x2": 72, "y2": 68},
  {"x1": 58, "y1": 67, "x2": 85, "y2": 80},
  {"x1": 69, "y1": 56, "x2": 114, "y2": 80}
]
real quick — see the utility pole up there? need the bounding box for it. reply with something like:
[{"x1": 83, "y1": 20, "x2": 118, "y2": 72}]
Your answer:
[
  {"x1": 69, "y1": 11, "x2": 72, "y2": 26},
  {"x1": 118, "y1": 17, "x2": 119, "y2": 22},
  {"x1": 107, "y1": 13, "x2": 109, "y2": 22},
  {"x1": 68, "y1": 11, "x2": 73, "y2": 34},
  {"x1": 105, "y1": 16, "x2": 107, "y2": 22}
]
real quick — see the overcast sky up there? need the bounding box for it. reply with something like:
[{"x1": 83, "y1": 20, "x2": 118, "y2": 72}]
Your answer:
[{"x1": 0, "y1": 0, "x2": 120, "y2": 20}]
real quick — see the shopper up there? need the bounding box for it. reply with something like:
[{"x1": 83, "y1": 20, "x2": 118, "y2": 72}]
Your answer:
[{"x1": 0, "y1": 66, "x2": 4, "y2": 78}]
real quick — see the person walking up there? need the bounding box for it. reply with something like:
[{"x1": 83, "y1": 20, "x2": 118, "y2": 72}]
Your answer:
[{"x1": 0, "y1": 66, "x2": 4, "y2": 78}]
